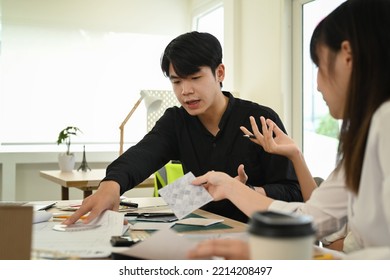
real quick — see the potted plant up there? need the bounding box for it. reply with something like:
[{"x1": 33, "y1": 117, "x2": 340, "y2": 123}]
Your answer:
[{"x1": 57, "y1": 126, "x2": 82, "y2": 172}]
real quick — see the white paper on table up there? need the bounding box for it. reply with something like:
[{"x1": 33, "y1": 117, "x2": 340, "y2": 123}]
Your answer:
[
  {"x1": 128, "y1": 222, "x2": 175, "y2": 231},
  {"x1": 32, "y1": 210, "x2": 124, "y2": 258},
  {"x1": 158, "y1": 172, "x2": 213, "y2": 219},
  {"x1": 175, "y1": 218, "x2": 224, "y2": 227},
  {"x1": 118, "y1": 228, "x2": 197, "y2": 260},
  {"x1": 33, "y1": 211, "x2": 53, "y2": 224}
]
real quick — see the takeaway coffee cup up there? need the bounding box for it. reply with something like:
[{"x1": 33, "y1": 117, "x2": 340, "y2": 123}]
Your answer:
[{"x1": 248, "y1": 211, "x2": 316, "y2": 259}]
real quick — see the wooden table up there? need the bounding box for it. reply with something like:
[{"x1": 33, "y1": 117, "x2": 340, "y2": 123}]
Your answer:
[{"x1": 39, "y1": 169, "x2": 154, "y2": 200}]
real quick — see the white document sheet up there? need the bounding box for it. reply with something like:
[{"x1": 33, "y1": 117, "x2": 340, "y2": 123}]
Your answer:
[
  {"x1": 128, "y1": 222, "x2": 175, "y2": 231},
  {"x1": 33, "y1": 211, "x2": 53, "y2": 224},
  {"x1": 175, "y1": 218, "x2": 224, "y2": 226},
  {"x1": 118, "y1": 228, "x2": 197, "y2": 260},
  {"x1": 32, "y1": 210, "x2": 124, "y2": 258},
  {"x1": 158, "y1": 172, "x2": 213, "y2": 219}
]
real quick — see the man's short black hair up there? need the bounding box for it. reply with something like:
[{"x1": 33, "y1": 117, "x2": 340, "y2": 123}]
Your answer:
[{"x1": 161, "y1": 31, "x2": 223, "y2": 78}]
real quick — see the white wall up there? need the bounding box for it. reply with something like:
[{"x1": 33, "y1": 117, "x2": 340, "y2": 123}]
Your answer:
[
  {"x1": 2, "y1": 0, "x2": 190, "y2": 34},
  {"x1": 0, "y1": 0, "x2": 291, "y2": 202},
  {"x1": 237, "y1": 0, "x2": 291, "y2": 124}
]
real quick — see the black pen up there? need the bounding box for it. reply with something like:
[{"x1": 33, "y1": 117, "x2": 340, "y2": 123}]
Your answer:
[
  {"x1": 120, "y1": 201, "x2": 139, "y2": 208},
  {"x1": 243, "y1": 134, "x2": 256, "y2": 139}
]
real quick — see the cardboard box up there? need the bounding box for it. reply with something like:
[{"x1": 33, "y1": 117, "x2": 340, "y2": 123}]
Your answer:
[{"x1": 0, "y1": 205, "x2": 33, "y2": 260}]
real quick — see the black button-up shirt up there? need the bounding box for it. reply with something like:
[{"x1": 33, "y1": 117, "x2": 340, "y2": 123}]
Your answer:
[{"x1": 103, "y1": 91, "x2": 301, "y2": 222}]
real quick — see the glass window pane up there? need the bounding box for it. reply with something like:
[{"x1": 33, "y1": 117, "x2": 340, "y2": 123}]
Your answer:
[
  {"x1": 194, "y1": 5, "x2": 224, "y2": 47},
  {"x1": 302, "y1": 0, "x2": 345, "y2": 179}
]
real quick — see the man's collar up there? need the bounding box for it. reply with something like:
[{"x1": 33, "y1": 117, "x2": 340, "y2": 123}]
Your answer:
[{"x1": 218, "y1": 91, "x2": 234, "y2": 130}]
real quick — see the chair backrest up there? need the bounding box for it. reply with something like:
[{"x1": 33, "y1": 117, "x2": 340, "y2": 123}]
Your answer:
[{"x1": 154, "y1": 161, "x2": 184, "y2": 197}]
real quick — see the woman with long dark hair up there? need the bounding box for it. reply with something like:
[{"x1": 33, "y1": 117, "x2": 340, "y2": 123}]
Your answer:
[{"x1": 189, "y1": 0, "x2": 390, "y2": 259}]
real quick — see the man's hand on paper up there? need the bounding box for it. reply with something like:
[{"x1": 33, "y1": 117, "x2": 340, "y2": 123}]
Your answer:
[{"x1": 63, "y1": 181, "x2": 121, "y2": 225}]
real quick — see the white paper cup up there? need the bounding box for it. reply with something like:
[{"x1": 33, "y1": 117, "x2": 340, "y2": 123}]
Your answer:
[{"x1": 248, "y1": 211, "x2": 315, "y2": 260}]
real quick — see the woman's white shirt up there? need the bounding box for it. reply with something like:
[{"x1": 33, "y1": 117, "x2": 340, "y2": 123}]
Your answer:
[
  {"x1": 269, "y1": 168, "x2": 348, "y2": 242},
  {"x1": 346, "y1": 101, "x2": 390, "y2": 259},
  {"x1": 268, "y1": 102, "x2": 390, "y2": 259}
]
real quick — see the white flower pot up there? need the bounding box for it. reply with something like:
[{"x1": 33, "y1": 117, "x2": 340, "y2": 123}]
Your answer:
[{"x1": 58, "y1": 153, "x2": 76, "y2": 172}]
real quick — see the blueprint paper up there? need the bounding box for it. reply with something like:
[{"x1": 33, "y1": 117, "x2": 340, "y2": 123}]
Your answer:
[{"x1": 158, "y1": 172, "x2": 213, "y2": 219}]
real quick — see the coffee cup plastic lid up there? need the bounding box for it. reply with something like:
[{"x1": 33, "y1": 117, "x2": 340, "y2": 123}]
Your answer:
[{"x1": 248, "y1": 211, "x2": 316, "y2": 238}]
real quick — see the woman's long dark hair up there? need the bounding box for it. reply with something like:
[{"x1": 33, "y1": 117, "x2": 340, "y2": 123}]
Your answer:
[{"x1": 310, "y1": 0, "x2": 390, "y2": 194}]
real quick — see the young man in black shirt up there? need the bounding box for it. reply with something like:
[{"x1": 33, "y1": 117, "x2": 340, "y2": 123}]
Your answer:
[{"x1": 66, "y1": 31, "x2": 302, "y2": 224}]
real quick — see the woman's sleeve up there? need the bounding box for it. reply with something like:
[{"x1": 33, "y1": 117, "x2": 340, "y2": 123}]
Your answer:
[{"x1": 269, "y1": 168, "x2": 348, "y2": 239}]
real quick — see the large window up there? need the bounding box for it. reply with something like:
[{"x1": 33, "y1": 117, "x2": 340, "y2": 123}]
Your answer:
[
  {"x1": 0, "y1": 1, "x2": 225, "y2": 152},
  {"x1": 0, "y1": 1, "x2": 178, "y2": 150},
  {"x1": 302, "y1": 0, "x2": 346, "y2": 179},
  {"x1": 193, "y1": 3, "x2": 224, "y2": 47},
  {"x1": 193, "y1": 1, "x2": 236, "y2": 94},
  {"x1": 0, "y1": 28, "x2": 171, "y2": 148}
]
